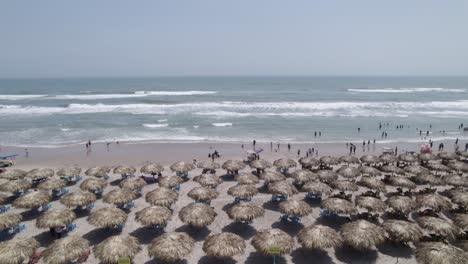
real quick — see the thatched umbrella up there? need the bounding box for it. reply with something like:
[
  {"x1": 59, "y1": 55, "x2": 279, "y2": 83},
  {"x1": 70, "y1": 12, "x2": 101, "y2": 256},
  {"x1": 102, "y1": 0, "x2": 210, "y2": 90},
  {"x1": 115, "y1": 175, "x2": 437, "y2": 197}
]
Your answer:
[
  {"x1": 187, "y1": 187, "x2": 219, "y2": 202},
  {"x1": 404, "y1": 165, "x2": 430, "y2": 175},
  {"x1": 252, "y1": 229, "x2": 294, "y2": 257},
  {"x1": 113, "y1": 165, "x2": 136, "y2": 176},
  {"x1": 415, "y1": 242, "x2": 467, "y2": 264},
  {"x1": 414, "y1": 174, "x2": 443, "y2": 186},
  {"x1": 250, "y1": 159, "x2": 272, "y2": 170},
  {"x1": 299, "y1": 157, "x2": 320, "y2": 168},
  {"x1": 26, "y1": 168, "x2": 54, "y2": 180},
  {"x1": 13, "y1": 190, "x2": 51, "y2": 209},
  {"x1": 37, "y1": 178, "x2": 67, "y2": 191},
  {"x1": 268, "y1": 181, "x2": 298, "y2": 196},
  {"x1": 341, "y1": 220, "x2": 386, "y2": 250},
  {"x1": 41, "y1": 235, "x2": 89, "y2": 264},
  {"x1": 260, "y1": 171, "x2": 286, "y2": 183},
  {"x1": 426, "y1": 163, "x2": 451, "y2": 173},
  {"x1": 88, "y1": 207, "x2": 127, "y2": 228},
  {"x1": 386, "y1": 196, "x2": 417, "y2": 214},
  {"x1": 0, "y1": 169, "x2": 26, "y2": 180},
  {"x1": 79, "y1": 177, "x2": 107, "y2": 193},
  {"x1": 203, "y1": 232, "x2": 245, "y2": 257},
  {"x1": 178, "y1": 203, "x2": 217, "y2": 228},
  {"x1": 197, "y1": 160, "x2": 220, "y2": 170},
  {"x1": 146, "y1": 188, "x2": 178, "y2": 207},
  {"x1": 290, "y1": 170, "x2": 318, "y2": 185},
  {"x1": 56, "y1": 167, "x2": 81, "y2": 177},
  {"x1": 359, "y1": 166, "x2": 382, "y2": 176},
  {"x1": 399, "y1": 153, "x2": 418, "y2": 163},
  {"x1": 0, "y1": 193, "x2": 7, "y2": 204},
  {"x1": 103, "y1": 189, "x2": 137, "y2": 206},
  {"x1": 419, "y1": 153, "x2": 438, "y2": 162},
  {"x1": 339, "y1": 155, "x2": 360, "y2": 164},
  {"x1": 36, "y1": 209, "x2": 76, "y2": 229},
  {"x1": 382, "y1": 220, "x2": 423, "y2": 243},
  {"x1": 0, "y1": 237, "x2": 39, "y2": 264},
  {"x1": 447, "y1": 161, "x2": 468, "y2": 172},
  {"x1": 85, "y1": 166, "x2": 111, "y2": 178},
  {"x1": 357, "y1": 177, "x2": 386, "y2": 192},
  {"x1": 337, "y1": 166, "x2": 361, "y2": 179},
  {"x1": 416, "y1": 194, "x2": 452, "y2": 212},
  {"x1": 119, "y1": 177, "x2": 146, "y2": 191},
  {"x1": 438, "y1": 152, "x2": 459, "y2": 160},
  {"x1": 380, "y1": 165, "x2": 404, "y2": 175},
  {"x1": 444, "y1": 175, "x2": 468, "y2": 188},
  {"x1": 193, "y1": 174, "x2": 222, "y2": 188},
  {"x1": 302, "y1": 181, "x2": 332, "y2": 195},
  {"x1": 94, "y1": 235, "x2": 141, "y2": 264},
  {"x1": 297, "y1": 225, "x2": 343, "y2": 250},
  {"x1": 135, "y1": 206, "x2": 172, "y2": 227},
  {"x1": 148, "y1": 232, "x2": 194, "y2": 262},
  {"x1": 360, "y1": 155, "x2": 379, "y2": 164},
  {"x1": 319, "y1": 156, "x2": 338, "y2": 166},
  {"x1": 273, "y1": 158, "x2": 297, "y2": 169},
  {"x1": 330, "y1": 180, "x2": 359, "y2": 192},
  {"x1": 222, "y1": 160, "x2": 245, "y2": 173},
  {"x1": 279, "y1": 199, "x2": 312, "y2": 217},
  {"x1": 235, "y1": 173, "x2": 259, "y2": 185},
  {"x1": 385, "y1": 176, "x2": 416, "y2": 189},
  {"x1": 417, "y1": 216, "x2": 461, "y2": 240},
  {"x1": 227, "y1": 203, "x2": 265, "y2": 222},
  {"x1": 316, "y1": 170, "x2": 338, "y2": 183},
  {"x1": 356, "y1": 196, "x2": 386, "y2": 213},
  {"x1": 380, "y1": 154, "x2": 398, "y2": 164},
  {"x1": 453, "y1": 213, "x2": 468, "y2": 231},
  {"x1": 60, "y1": 191, "x2": 96, "y2": 208},
  {"x1": 227, "y1": 184, "x2": 258, "y2": 199},
  {"x1": 158, "y1": 176, "x2": 184, "y2": 189},
  {"x1": 451, "y1": 192, "x2": 468, "y2": 208},
  {"x1": 0, "y1": 180, "x2": 32, "y2": 193},
  {"x1": 321, "y1": 198, "x2": 357, "y2": 215},
  {"x1": 0, "y1": 213, "x2": 22, "y2": 231},
  {"x1": 141, "y1": 163, "x2": 164, "y2": 176}
]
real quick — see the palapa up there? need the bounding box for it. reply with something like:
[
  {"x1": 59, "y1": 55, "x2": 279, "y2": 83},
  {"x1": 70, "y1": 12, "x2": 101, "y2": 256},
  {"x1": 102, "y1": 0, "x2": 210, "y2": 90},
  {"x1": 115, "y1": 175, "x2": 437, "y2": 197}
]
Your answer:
[
  {"x1": 339, "y1": 155, "x2": 360, "y2": 164},
  {"x1": 279, "y1": 199, "x2": 312, "y2": 216},
  {"x1": 227, "y1": 184, "x2": 258, "y2": 198},
  {"x1": 290, "y1": 170, "x2": 318, "y2": 185},
  {"x1": 355, "y1": 196, "x2": 386, "y2": 213},
  {"x1": 187, "y1": 187, "x2": 219, "y2": 201},
  {"x1": 417, "y1": 216, "x2": 461, "y2": 240},
  {"x1": 380, "y1": 165, "x2": 404, "y2": 174},
  {"x1": 13, "y1": 190, "x2": 51, "y2": 209},
  {"x1": 337, "y1": 166, "x2": 361, "y2": 179},
  {"x1": 193, "y1": 174, "x2": 222, "y2": 188},
  {"x1": 273, "y1": 158, "x2": 297, "y2": 168},
  {"x1": 56, "y1": 167, "x2": 81, "y2": 177},
  {"x1": 0, "y1": 169, "x2": 26, "y2": 180},
  {"x1": 360, "y1": 155, "x2": 379, "y2": 164},
  {"x1": 0, "y1": 237, "x2": 39, "y2": 264},
  {"x1": 404, "y1": 165, "x2": 430, "y2": 175},
  {"x1": 297, "y1": 225, "x2": 343, "y2": 250},
  {"x1": 36, "y1": 209, "x2": 76, "y2": 228},
  {"x1": 443, "y1": 175, "x2": 468, "y2": 188},
  {"x1": 299, "y1": 157, "x2": 320, "y2": 168},
  {"x1": 88, "y1": 207, "x2": 127, "y2": 228},
  {"x1": 416, "y1": 194, "x2": 452, "y2": 212},
  {"x1": 268, "y1": 180, "x2": 298, "y2": 196},
  {"x1": 250, "y1": 159, "x2": 272, "y2": 170},
  {"x1": 222, "y1": 160, "x2": 246, "y2": 171},
  {"x1": 135, "y1": 206, "x2": 172, "y2": 226},
  {"x1": 146, "y1": 188, "x2": 178, "y2": 207},
  {"x1": 203, "y1": 232, "x2": 245, "y2": 257},
  {"x1": 178, "y1": 203, "x2": 217, "y2": 228},
  {"x1": 235, "y1": 173, "x2": 259, "y2": 185},
  {"x1": 357, "y1": 176, "x2": 386, "y2": 192},
  {"x1": 26, "y1": 168, "x2": 54, "y2": 180},
  {"x1": 85, "y1": 166, "x2": 111, "y2": 178},
  {"x1": 386, "y1": 196, "x2": 417, "y2": 214},
  {"x1": 382, "y1": 219, "x2": 423, "y2": 243},
  {"x1": 113, "y1": 165, "x2": 136, "y2": 176},
  {"x1": 119, "y1": 177, "x2": 146, "y2": 190},
  {"x1": 0, "y1": 213, "x2": 22, "y2": 231},
  {"x1": 316, "y1": 170, "x2": 338, "y2": 183},
  {"x1": 419, "y1": 153, "x2": 438, "y2": 162},
  {"x1": 94, "y1": 235, "x2": 141, "y2": 264},
  {"x1": 60, "y1": 191, "x2": 96, "y2": 207},
  {"x1": 415, "y1": 242, "x2": 468, "y2": 264},
  {"x1": 252, "y1": 229, "x2": 294, "y2": 256},
  {"x1": 380, "y1": 154, "x2": 398, "y2": 164},
  {"x1": 227, "y1": 203, "x2": 264, "y2": 222},
  {"x1": 158, "y1": 176, "x2": 183, "y2": 188},
  {"x1": 437, "y1": 152, "x2": 459, "y2": 160},
  {"x1": 302, "y1": 181, "x2": 332, "y2": 194},
  {"x1": 37, "y1": 178, "x2": 67, "y2": 191},
  {"x1": 399, "y1": 153, "x2": 418, "y2": 163},
  {"x1": 321, "y1": 198, "x2": 357, "y2": 215},
  {"x1": 0, "y1": 193, "x2": 7, "y2": 204},
  {"x1": 260, "y1": 171, "x2": 286, "y2": 183},
  {"x1": 330, "y1": 180, "x2": 359, "y2": 192},
  {"x1": 79, "y1": 177, "x2": 107, "y2": 192},
  {"x1": 359, "y1": 166, "x2": 382, "y2": 176},
  {"x1": 148, "y1": 232, "x2": 194, "y2": 262},
  {"x1": 0, "y1": 180, "x2": 32, "y2": 193},
  {"x1": 450, "y1": 192, "x2": 468, "y2": 208},
  {"x1": 140, "y1": 163, "x2": 164, "y2": 175},
  {"x1": 41, "y1": 235, "x2": 89, "y2": 264},
  {"x1": 170, "y1": 161, "x2": 196, "y2": 173},
  {"x1": 452, "y1": 213, "x2": 468, "y2": 230},
  {"x1": 197, "y1": 160, "x2": 220, "y2": 170},
  {"x1": 341, "y1": 220, "x2": 386, "y2": 250},
  {"x1": 414, "y1": 174, "x2": 443, "y2": 186},
  {"x1": 103, "y1": 189, "x2": 137, "y2": 205},
  {"x1": 319, "y1": 156, "x2": 338, "y2": 165},
  {"x1": 447, "y1": 161, "x2": 468, "y2": 172},
  {"x1": 385, "y1": 176, "x2": 416, "y2": 189},
  {"x1": 425, "y1": 163, "x2": 451, "y2": 173}
]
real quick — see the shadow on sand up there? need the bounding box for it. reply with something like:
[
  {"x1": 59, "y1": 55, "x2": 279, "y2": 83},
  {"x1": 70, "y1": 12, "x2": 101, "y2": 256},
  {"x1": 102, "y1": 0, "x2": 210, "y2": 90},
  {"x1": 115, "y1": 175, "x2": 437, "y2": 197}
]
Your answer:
[
  {"x1": 198, "y1": 256, "x2": 236, "y2": 264},
  {"x1": 82, "y1": 227, "x2": 115, "y2": 245},
  {"x1": 130, "y1": 226, "x2": 165, "y2": 244},
  {"x1": 291, "y1": 248, "x2": 334, "y2": 264},
  {"x1": 271, "y1": 221, "x2": 304, "y2": 237},
  {"x1": 175, "y1": 225, "x2": 210, "y2": 241},
  {"x1": 222, "y1": 222, "x2": 257, "y2": 239},
  {"x1": 335, "y1": 245, "x2": 378, "y2": 263},
  {"x1": 245, "y1": 252, "x2": 286, "y2": 264},
  {"x1": 377, "y1": 242, "x2": 413, "y2": 259}
]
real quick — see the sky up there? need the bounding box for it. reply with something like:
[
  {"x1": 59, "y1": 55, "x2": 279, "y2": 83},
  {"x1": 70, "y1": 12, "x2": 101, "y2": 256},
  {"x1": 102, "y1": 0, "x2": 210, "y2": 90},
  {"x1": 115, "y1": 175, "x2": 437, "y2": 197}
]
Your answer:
[{"x1": 0, "y1": 0, "x2": 467, "y2": 78}]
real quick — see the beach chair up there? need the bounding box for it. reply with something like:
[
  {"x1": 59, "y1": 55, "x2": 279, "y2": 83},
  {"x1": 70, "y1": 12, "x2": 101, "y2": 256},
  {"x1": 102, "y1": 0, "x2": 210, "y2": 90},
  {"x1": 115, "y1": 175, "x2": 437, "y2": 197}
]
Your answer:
[
  {"x1": 0, "y1": 205, "x2": 10, "y2": 213},
  {"x1": 151, "y1": 223, "x2": 166, "y2": 229},
  {"x1": 38, "y1": 203, "x2": 52, "y2": 212},
  {"x1": 271, "y1": 194, "x2": 287, "y2": 202},
  {"x1": 176, "y1": 172, "x2": 189, "y2": 178},
  {"x1": 13, "y1": 190, "x2": 24, "y2": 197},
  {"x1": 234, "y1": 197, "x2": 252, "y2": 204},
  {"x1": 320, "y1": 209, "x2": 338, "y2": 219},
  {"x1": 172, "y1": 184, "x2": 180, "y2": 191},
  {"x1": 94, "y1": 189, "x2": 104, "y2": 196},
  {"x1": 103, "y1": 175, "x2": 110, "y2": 180},
  {"x1": 66, "y1": 223, "x2": 76, "y2": 232},
  {"x1": 306, "y1": 192, "x2": 322, "y2": 202}
]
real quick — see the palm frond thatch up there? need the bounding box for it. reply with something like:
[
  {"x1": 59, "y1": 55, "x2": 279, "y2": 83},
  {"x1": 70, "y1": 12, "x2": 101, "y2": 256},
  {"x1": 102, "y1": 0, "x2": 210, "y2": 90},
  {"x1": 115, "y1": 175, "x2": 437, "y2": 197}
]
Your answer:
[
  {"x1": 227, "y1": 203, "x2": 265, "y2": 222},
  {"x1": 321, "y1": 198, "x2": 357, "y2": 215},
  {"x1": 222, "y1": 160, "x2": 246, "y2": 171},
  {"x1": 341, "y1": 220, "x2": 386, "y2": 250},
  {"x1": 252, "y1": 229, "x2": 294, "y2": 256},
  {"x1": 88, "y1": 207, "x2": 127, "y2": 228},
  {"x1": 113, "y1": 165, "x2": 136, "y2": 176},
  {"x1": 415, "y1": 242, "x2": 468, "y2": 264},
  {"x1": 268, "y1": 180, "x2": 298, "y2": 196},
  {"x1": 227, "y1": 184, "x2": 258, "y2": 198},
  {"x1": 385, "y1": 176, "x2": 416, "y2": 189},
  {"x1": 119, "y1": 177, "x2": 146, "y2": 190},
  {"x1": 56, "y1": 167, "x2": 81, "y2": 177},
  {"x1": 250, "y1": 159, "x2": 272, "y2": 170},
  {"x1": 452, "y1": 213, "x2": 468, "y2": 230},
  {"x1": 297, "y1": 225, "x2": 342, "y2": 249},
  {"x1": 26, "y1": 168, "x2": 54, "y2": 180},
  {"x1": 235, "y1": 173, "x2": 259, "y2": 185},
  {"x1": 193, "y1": 174, "x2": 222, "y2": 188},
  {"x1": 41, "y1": 235, "x2": 89, "y2": 264},
  {"x1": 158, "y1": 176, "x2": 184, "y2": 189},
  {"x1": 13, "y1": 190, "x2": 51, "y2": 209},
  {"x1": 382, "y1": 220, "x2": 423, "y2": 243},
  {"x1": 355, "y1": 196, "x2": 386, "y2": 213},
  {"x1": 146, "y1": 188, "x2": 178, "y2": 207},
  {"x1": 316, "y1": 170, "x2": 338, "y2": 183},
  {"x1": 0, "y1": 237, "x2": 39, "y2": 264},
  {"x1": 85, "y1": 166, "x2": 111, "y2": 178},
  {"x1": 135, "y1": 206, "x2": 172, "y2": 226},
  {"x1": 37, "y1": 178, "x2": 67, "y2": 191},
  {"x1": 279, "y1": 199, "x2": 312, "y2": 216},
  {"x1": 339, "y1": 155, "x2": 360, "y2": 164},
  {"x1": 197, "y1": 160, "x2": 220, "y2": 170},
  {"x1": 357, "y1": 176, "x2": 386, "y2": 192},
  {"x1": 0, "y1": 213, "x2": 22, "y2": 231},
  {"x1": 302, "y1": 181, "x2": 332, "y2": 194},
  {"x1": 103, "y1": 189, "x2": 137, "y2": 205},
  {"x1": 80, "y1": 177, "x2": 107, "y2": 192},
  {"x1": 0, "y1": 169, "x2": 27, "y2": 180},
  {"x1": 60, "y1": 191, "x2": 96, "y2": 207},
  {"x1": 273, "y1": 158, "x2": 297, "y2": 168},
  {"x1": 416, "y1": 194, "x2": 452, "y2": 212},
  {"x1": 386, "y1": 196, "x2": 416, "y2": 214},
  {"x1": 178, "y1": 203, "x2": 217, "y2": 228},
  {"x1": 187, "y1": 187, "x2": 219, "y2": 201},
  {"x1": 290, "y1": 170, "x2": 318, "y2": 184},
  {"x1": 360, "y1": 155, "x2": 379, "y2": 164},
  {"x1": 148, "y1": 232, "x2": 194, "y2": 262},
  {"x1": 359, "y1": 166, "x2": 382, "y2": 176},
  {"x1": 330, "y1": 180, "x2": 359, "y2": 192},
  {"x1": 380, "y1": 154, "x2": 398, "y2": 164},
  {"x1": 36, "y1": 209, "x2": 76, "y2": 228},
  {"x1": 260, "y1": 171, "x2": 286, "y2": 183},
  {"x1": 203, "y1": 232, "x2": 245, "y2": 257},
  {"x1": 417, "y1": 216, "x2": 461, "y2": 240},
  {"x1": 0, "y1": 180, "x2": 32, "y2": 193},
  {"x1": 94, "y1": 235, "x2": 141, "y2": 264},
  {"x1": 140, "y1": 163, "x2": 164, "y2": 175},
  {"x1": 337, "y1": 166, "x2": 361, "y2": 179}
]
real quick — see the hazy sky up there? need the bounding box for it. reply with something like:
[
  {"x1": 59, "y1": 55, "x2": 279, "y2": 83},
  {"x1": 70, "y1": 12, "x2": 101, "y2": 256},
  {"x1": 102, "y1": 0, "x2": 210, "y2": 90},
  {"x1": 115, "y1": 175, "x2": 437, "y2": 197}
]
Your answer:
[{"x1": 0, "y1": 0, "x2": 467, "y2": 78}]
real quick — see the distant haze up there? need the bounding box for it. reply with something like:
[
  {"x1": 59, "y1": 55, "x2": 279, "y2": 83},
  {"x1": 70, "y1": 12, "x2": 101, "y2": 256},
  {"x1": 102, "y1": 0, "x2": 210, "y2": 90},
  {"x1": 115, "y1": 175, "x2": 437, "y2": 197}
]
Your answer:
[{"x1": 0, "y1": 0, "x2": 467, "y2": 78}]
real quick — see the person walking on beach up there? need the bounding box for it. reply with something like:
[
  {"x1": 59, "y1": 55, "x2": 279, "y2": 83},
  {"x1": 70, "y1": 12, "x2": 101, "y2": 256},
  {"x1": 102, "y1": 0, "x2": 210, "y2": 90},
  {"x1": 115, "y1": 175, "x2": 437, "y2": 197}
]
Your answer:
[
  {"x1": 314, "y1": 131, "x2": 317, "y2": 137},
  {"x1": 277, "y1": 143, "x2": 280, "y2": 151},
  {"x1": 349, "y1": 144, "x2": 353, "y2": 155},
  {"x1": 270, "y1": 142, "x2": 273, "y2": 151},
  {"x1": 465, "y1": 143, "x2": 468, "y2": 151},
  {"x1": 455, "y1": 138, "x2": 459, "y2": 145},
  {"x1": 253, "y1": 140, "x2": 256, "y2": 148},
  {"x1": 394, "y1": 147, "x2": 398, "y2": 156},
  {"x1": 287, "y1": 144, "x2": 291, "y2": 152},
  {"x1": 358, "y1": 127, "x2": 360, "y2": 133},
  {"x1": 25, "y1": 148, "x2": 29, "y2": 158},
  {"x1": 319, "y1": 131, "x2": 321, "y2": 137},
  {"x1": 297, "y1": 149, "x2": 301, "y2": 157},
  {"x1": 438, "y1": 143, "x2": 444, "y2": 151}
]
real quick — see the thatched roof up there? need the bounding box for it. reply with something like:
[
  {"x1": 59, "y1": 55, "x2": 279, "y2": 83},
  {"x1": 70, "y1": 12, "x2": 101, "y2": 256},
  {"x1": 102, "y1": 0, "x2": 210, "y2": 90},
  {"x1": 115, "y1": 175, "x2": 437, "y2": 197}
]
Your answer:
[
  {"x1": 418, "y1": 153, "x2": 438, "y2": 161},
  {"x1": 60, "y1": 191, "x2": 96, "y2": 207},
  {"x1": 299, "y1": 157, "x2": 320, "y2": 168},
  {"x1": 56, "y1": 167, "x2": 81, "y2": 177},
  {"x1": 252, "y1": 229, "x2": 294, "y2": 256},
  {"x1": 197, "y1": 160, "x2": 220, "y2": 170},
  {"x1": 26, "y1": 168, "x2": 54, "y2": 180},
  {"x1": 37, "y1": 178, "x2": 67, "y2": 191},
  {"x1": 452, "y1": 213, "x2": 468, "y2": 230},
  {"x1": 273, "y1": 158, "x2": 297, "y2": 168},
  {"x1": 380, "y1": 154, "x2": 398, "y2": 164},
  {"x1": 193, "y1": 174, "x2": 222, "y2": 188},
  {"x1": 94, "y1": 235, "x2": 141, "y2": 264},
  {"x1": 227, "y1": 203, "x2": 265, "y2": 221},
  {"x1": 148, "y1": 232, "x2": 194, "y2": 262},
  {"x1": 437, "y1": 152, "x2": 459, "y2": 160},
  {"x1": 297, "y1": 225, "x2": 343, "y2": 250},
  {"x1": 337, "y1": 166, "x2": 361, "y2": 179},
  {"x1": 135, "y1": 206, "x2": 172, "y2": 226},
  {"x1": 302, "y1": 181, "x2": 332, "y2": 194},
  {"x1": 416, "y1": 194, "x2": 452, "y2": 212},
  {"x1": 187, "y1": 187, "x2": 219, "y2": 201},
  {"x1": 0, "y1": 169, "x2": 26, "y2": 180},
  {"x1": 0, "y1": 237, "x2": 39, "y2": 264},
  {"x1": 382, "y1": 220, "x2": 423, "y2": 243},
  {"x1": 339, "y1": 155, "x2": 360, "y2": 164},
  {"x1": 330, "y1": 180, "x2": 359, "y2": 192},
  {"x1": 146, "y1": 188, "x2": 178, "y2": 207},
  {"x1": 279, "y1": 199, "x2": 312, "y2": 217},
  {"x1": 443, "y1": 175, "x2": 468, "y2": 188},
  {"x1": 385, "y1": 176, "x2": 416, "y2": 189},
  {"x1": 80, "y1": 177, "x2": 107, "y2": 192},
  {"x1": 355, "y1": 196, "x2": 386, "y2": 213},
  {"x1": 41, "y1": 235, "x2": 89, "y2": 264},
  {"x1": 170, "y1": 161, "x2": 196, "y2": 172},
  {"x1": 203, "y1": 232, "x2": 245, "y2": 257},
  {"x1": 357, "y1": 176, "x2": 386, "y2": 192},
  {"x1": 85, "y1": 166, "x2": 111, "y2": 178},
  {"x1": 386, "y1": 196, "x2": 417, "y2": 214},
  {"x1": 380, "y1": 165, "x2": 404, "y2": 174},
  {"x1": 158, "y1": 175, "x2": 184, "y2": 188},
  {"x1": 321, "y1": 198, "x2": 357, "y2": 215},
  {"x1": 290, "y1": 170, "x2": 318, "y2": 184},
  {"x1": 119, "y1": 177, "x2": 146, "y2": 190},
  {"x1": 398, "y1": 153, "x2": 418, "y2": 163},
  {"x1": 319, "y1": 156, "x2": 338, "y2": 165},
  {"x1": 268, "y1": 180, "x2": 298, "y2": 196},
  {"x1": 103, "y1": 189, "x2": 137, "y2": 205},
  {"x1": 359, "y1": 166, "x2": 382, "y2": 176},
  {"x1": 88, "y1": 207, "x2": 127, "y2": 228},
  {"x1": 404, "y1": 165, "x2": 430, "y2": 175},
  {"x1": 250, "y1": 159, "x2": 272, "y2": 169},
  {"x1": 113, "y1": 165, "x2": 136, "y2": 175},
  {"x1": 0, "y1": 193, "x2": 7, "y2": 204},
  {"x1": 179, "y1": 203, "x2": 217, "y2": 228},
  {"x1": 36, "y1": 209, "x2": 76, "y2": 228},
  {"x1": 360, "y1": 155, "x2": 379, "y2": 164},
  {"x1": 0, "y1": 180, "x2": 32, "y2": 193},
  {"x1": 13, "y1": 190, "x2": 51, "y2": 209},
  {"x1": 222, "y1": 160, "x2": 246, "y2": 171},
  {"x1": 451, "y1": 192, "x2": 468, "y2": 208},
  {"x1": 227, "y1": 184, "x2": 258, "y2": 198},
  {"x1": 260, "y1": 171, "x2": 286, "y2": 183},
  {"x1": 417, "y1": 216, "x2": 461, "y2": 239},
  {"x1": 415, "y1": 242, "x2": 468, "y2": 264},
  {"x1": 235, "y1": 173, "x2": 259, "y2": 185},
  {"x1": 414, "y1": 174, "x2": 443, "y2": 186},
  {"x1": 341, "y1": 220, "x2": 386, "y2": 250},
  {"x1": 447, "y1": 161, "x2": 468, "y2": 172},
  {"x1": 0, "y1": 213, "x2": 22, "y2": 231},
  {"x1": 140, "y1": 163, "x2": 164, "y2": 175},
  {"x1": 316, "y1": 170, "x2": 338, "y2": 183},
  {"x1": 425, "y1": 163, "x2": 451, "y2": 172}
]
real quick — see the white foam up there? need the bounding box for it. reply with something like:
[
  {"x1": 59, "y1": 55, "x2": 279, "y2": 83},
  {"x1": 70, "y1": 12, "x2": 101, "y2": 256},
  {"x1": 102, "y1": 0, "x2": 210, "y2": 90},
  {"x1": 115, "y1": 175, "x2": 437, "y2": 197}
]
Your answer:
[
  {"x1": 193, "y1": 126, "x2": 200, "y2": 128},
  {"x1": 134, "y1": 90, "x2": 217, "y2": 96},
  {"x1": 60, "y1": 128, "x2": 72, "y2": 131},
  {"x1": 54, "y1": 94, "x2": 148, "y2": 100},
  {"x1": 348, "y1": 88, "x2": 465, "y2": 93},
  {"x1": 142, "y1": 123, "x2": 169, "y2": 128},
  {"x1": 157, "y1": 119, "x2": 168, "y2": 122},
  {"x1": 212, "y1": 123, "x2": 233, "y2": 127},
  {"x1": 0, "y1": 94, "x2": 47, "y2": 100}
]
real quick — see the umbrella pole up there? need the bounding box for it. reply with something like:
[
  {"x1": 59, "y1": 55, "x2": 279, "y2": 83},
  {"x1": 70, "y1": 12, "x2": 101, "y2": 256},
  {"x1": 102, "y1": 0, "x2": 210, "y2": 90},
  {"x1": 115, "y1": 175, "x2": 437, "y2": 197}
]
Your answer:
[{"x1": 273, "y1": 255, "x2": 276, "y2": 264}]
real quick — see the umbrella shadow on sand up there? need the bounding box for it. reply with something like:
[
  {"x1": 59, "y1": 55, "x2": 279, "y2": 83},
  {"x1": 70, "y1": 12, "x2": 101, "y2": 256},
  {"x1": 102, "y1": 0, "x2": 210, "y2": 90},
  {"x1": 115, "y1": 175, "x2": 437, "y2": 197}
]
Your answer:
[
  {"x1": 198, "y1": 256, "x2": 236, "y2": 264},
  {"x1": 245, "y1": 252, "x2": 287, "y2": 264},
  {"x1": 33, "y1": 230, "x2": 56, "y2": 248},
  {"x1": 271, "y1": 221, "x2": 304, "y2": 237},
  {"x1": 82, "y1": 228, "x2": 115, "y2": 246},
  {"x1": 262, "y1": 200, "x2": 279, "y2": 212},
  {"x1": 313, "y1": 216, "x2": 350, "y2": 232},
  {"x1": 335, "y1": 246, "x2": 378, "y2": 263},
  {"x1": 130, "y1": 226, "x2": 165, "y2": 244},
  {"x1": 377, "y1": 242, "x2": 413, "y2": 259},
  {"x1": 290, "y1": 248, "x2": 334, "y2": 264},
  {"x1": 20, "y1": 209, "x2": 42, "y2": 222},
  {"x1": 222, "y1": 222, "x2": 257, "y2": 239},
  {"x1": 219, "y1": 174, "x2": 236, "y2": 182},
  {"x1": 175, "y1": 225, "x2": 210, "y2": 242}
]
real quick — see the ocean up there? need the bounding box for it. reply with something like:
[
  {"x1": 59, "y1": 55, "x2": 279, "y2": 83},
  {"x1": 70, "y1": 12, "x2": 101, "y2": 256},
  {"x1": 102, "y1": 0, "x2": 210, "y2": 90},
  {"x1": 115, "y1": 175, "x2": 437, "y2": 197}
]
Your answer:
[{"x1": 0, "y1": 76, "x2": 467, "y2": 147}]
